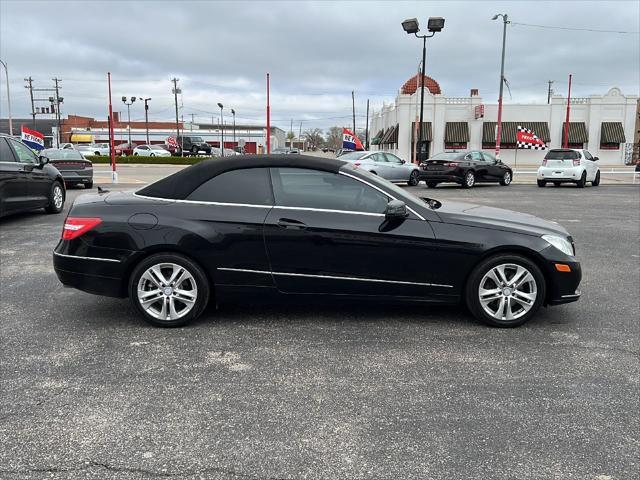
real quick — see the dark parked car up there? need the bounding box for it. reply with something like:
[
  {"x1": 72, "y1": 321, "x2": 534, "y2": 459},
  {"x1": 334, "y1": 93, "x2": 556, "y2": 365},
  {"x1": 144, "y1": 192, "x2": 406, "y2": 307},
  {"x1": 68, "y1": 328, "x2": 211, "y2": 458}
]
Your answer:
[
  {"x1": 176, "y1": 136, "x2": 212, "y2": 156},
  {"x1": 420, "y1": 150, "x2": 513, "y2": 188},
  {"x1": 114, "y1": 142, "x2": 138, "y2": 156},
  {"x1": 0, "y1": 134, "x2": 65, "y2": 217},
  {"x1": 41, "y1": 148, "x2": 93, "y2": 189},
  {"x1": 53, "y1": 155, "x2": 581, "y2": 328}
]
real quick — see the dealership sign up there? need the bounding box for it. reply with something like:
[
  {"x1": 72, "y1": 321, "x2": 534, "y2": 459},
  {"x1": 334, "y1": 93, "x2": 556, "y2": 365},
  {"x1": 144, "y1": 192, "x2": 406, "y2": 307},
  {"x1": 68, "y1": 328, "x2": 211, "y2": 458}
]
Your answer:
[{"x1": 21, "y1": 125, "x2": 45, "y2": 151}]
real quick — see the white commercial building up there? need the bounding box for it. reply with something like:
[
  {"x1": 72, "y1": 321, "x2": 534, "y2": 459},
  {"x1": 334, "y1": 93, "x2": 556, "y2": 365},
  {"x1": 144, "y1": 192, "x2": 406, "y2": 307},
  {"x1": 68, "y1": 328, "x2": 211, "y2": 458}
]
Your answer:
[{"x1": 370, "y1": 74, "x2": 638, "y2": 165}]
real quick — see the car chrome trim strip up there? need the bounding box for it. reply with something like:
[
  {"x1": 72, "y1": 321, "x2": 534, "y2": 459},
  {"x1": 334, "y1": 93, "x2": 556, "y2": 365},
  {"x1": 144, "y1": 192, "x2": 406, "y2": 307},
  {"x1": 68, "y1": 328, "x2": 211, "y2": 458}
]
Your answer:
[
  {"x1": 133, "y1": 193, "x2": 271, "y2": 209},
  {"x1": 561, "y1": 293, "x2": 581, "y2": 298},
  {"x1": 272, "y1": 206, "x2": 384, "y2": 217},
  {"x1": 338, "y1": 171, "x2": 426, "y2": 221},
  {"x1": 217, "y1": 267, "x2": 453, "y2": 288},
  {"x1": 53, "y1": 251, "x2": 121, "y2": 263}
]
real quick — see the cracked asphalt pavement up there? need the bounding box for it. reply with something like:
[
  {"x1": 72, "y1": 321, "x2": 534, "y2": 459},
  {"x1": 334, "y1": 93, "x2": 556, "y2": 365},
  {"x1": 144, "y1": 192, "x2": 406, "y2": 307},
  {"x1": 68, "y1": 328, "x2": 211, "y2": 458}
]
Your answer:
[{"x1": 1, "y1": 182, "x2": 638, "y2": 479}]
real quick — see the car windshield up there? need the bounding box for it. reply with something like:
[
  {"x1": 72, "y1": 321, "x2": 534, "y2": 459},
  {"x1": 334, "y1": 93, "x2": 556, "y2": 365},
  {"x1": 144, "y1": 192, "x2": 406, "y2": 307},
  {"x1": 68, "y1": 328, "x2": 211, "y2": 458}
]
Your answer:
[
  {"x1": 339, "y1": 151, "x2": 368, "y2": 161},
  {"x1": 43, "y1": 149, "x2": 84, "y2": 160},
  {"x1": 189, "y1": 137, "x2": 204, "y2": 143},
  {"x1": 430, "y1": 152, "x2": 462, "y2": 161},
  {"x1": 545, "y1": 150, "x2": 579, "y2": 160},
  {"x1": 76, "y1": 145, "x2": 92, "y2": 150},
  {"x1": 150, "y1": 145, "x2": 165, "y2": 150}
]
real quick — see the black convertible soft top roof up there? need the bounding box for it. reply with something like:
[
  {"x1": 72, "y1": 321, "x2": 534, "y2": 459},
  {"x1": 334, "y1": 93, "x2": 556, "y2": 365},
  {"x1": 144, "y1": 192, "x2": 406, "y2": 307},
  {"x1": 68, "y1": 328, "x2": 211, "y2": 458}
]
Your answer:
[{"x1": 137, "y1": 154, "x2": 347, "y2": 199}]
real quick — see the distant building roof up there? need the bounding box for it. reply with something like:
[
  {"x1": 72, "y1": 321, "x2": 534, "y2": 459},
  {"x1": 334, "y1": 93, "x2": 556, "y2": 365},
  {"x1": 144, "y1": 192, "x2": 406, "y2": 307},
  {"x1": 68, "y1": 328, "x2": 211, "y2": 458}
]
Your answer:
[{"x1": 401, "y1": 73, "x2": 441, "y2": 95}]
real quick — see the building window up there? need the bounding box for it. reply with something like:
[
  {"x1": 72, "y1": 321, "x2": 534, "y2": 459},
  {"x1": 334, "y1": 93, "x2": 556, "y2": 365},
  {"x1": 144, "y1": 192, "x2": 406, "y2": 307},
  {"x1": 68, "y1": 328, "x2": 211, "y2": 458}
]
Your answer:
[
  {"x1": 482, "y1": 142, "x2": 516, "y2": 150},
  {"x1": 600, "y1": 142, "x2": 620, "y2": 150},
  {"x1": 568, "y1": 142, "x2": 584, "y2": 149},
  {"x1": 445, "y1": 142, "x2": 467, "y2": 150}
]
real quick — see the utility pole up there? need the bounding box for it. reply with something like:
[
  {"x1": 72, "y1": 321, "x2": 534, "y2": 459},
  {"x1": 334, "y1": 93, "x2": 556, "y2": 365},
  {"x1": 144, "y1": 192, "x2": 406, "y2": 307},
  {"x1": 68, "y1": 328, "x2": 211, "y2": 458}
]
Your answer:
[
  {"x1": 290, "y1": 118, "x2": 293, "y2": 149},
  {"x1": 171, "y1": 78, "x2": 181, "y2": 153},
  {"x1": 143, "y1": 97, "x2": 151, "y2": 145},
  {"x1": 365, "y1": 99, "x2": 370, "y2": 150},
  {"x1": 351, "y1": 90, "x2": 356, "y2": 135},
  {"x1": 492, "y1": 13, "x2": 509, "y2": 160},
  {"x1": 298, "y1": 121, "x2": 302, "y2": 151},
  {"x1": 52, "y1": 78, "x2": 62, "y2": 147},
  {"x1": 563, "y1": 74, "x2": 572, "y2": 149},
  {"x1": 266, "y1": 73, "x2": 271, "y2": 154},
  {"x1": 0, "y1": 59, "x2": 13, "y2": 136},
  {"x1": 231, "y1": 109, "x2": 236, "y2": 151},
  {"x1": 190, "y1": 113, "x2": 195, "y2": 131},
  {"x1": 24, "y1": 77, "x2": 36, "y2": 130},
  {"x1": 547, "y1": 80, "x2": 554, "y2": 104}
]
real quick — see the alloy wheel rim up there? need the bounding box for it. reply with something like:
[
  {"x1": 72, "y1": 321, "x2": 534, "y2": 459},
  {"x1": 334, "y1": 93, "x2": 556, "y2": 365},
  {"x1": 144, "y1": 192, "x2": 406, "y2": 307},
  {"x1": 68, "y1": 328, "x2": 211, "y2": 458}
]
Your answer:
[
  {"x1": 466, "y1": 173, "x2": 475, "y2": 186},
  {"x1": 410, "y1": 171, "x2": 418, "y2": 184},
  {"x1": 137, "y1": 262, "x2": 198, "y2": 321},
  {"x1": 478, "y1": 263, "x2": 537, "y2": 321},
  {"x1": 53, "y1": 186, "x2": 63, "y2": 209},
  {"x1": 504, "y1": 172, "x2": 511, "y2": 184}
]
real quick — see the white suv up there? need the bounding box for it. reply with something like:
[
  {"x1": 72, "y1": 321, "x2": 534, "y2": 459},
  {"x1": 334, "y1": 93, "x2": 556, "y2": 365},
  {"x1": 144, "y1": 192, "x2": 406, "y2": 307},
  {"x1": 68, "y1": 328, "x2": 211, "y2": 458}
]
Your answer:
[{"x1": 537, "y1": 149, "x2": 600, "y2": 188}]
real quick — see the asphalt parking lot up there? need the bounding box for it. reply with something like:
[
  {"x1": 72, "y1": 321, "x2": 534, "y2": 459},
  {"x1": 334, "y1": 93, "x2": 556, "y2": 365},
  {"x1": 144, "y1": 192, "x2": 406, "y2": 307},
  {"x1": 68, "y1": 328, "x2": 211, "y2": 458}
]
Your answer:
[{"x1": 1, "y1": 180, "x2": 638, "y2": 479}]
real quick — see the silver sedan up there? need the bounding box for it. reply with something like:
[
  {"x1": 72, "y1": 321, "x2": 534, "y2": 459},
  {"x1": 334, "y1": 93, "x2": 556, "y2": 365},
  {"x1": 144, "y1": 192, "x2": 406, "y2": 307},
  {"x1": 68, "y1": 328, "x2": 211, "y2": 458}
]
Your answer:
[{"x1": 338, "y1": 151, "x2": 421, "y2": 185}]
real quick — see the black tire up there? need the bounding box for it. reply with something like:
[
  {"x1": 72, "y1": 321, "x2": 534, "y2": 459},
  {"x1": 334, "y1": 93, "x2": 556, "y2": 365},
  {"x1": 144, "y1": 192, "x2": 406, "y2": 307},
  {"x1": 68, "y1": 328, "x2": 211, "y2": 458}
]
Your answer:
[
  {"x1": 576, "y1": 171, "x2": 587, "y2": 188},
  {"x1": 499, "y1": 170, "x2": 512, "y2": 186},
  {"x1": 94, "y1": 151, "x2": 100, "y2": 156},
  {"x1": 150, "y1": 153, "x2": 155, "y2": 157},
  {"x1": 462, "y1": 170, "x2": 475, "y2": 189},
  {"x1": 408, "y1": 170, "x2": 420, "y2": 186},
  {"x1": 592, "y1": 170, "x2": 600, "y2": 186},
  {"x1": 45, "y1": 181, "x2": 64, "y2": 214},
  {"x1": 369, "y1": 170, "x2": 377, "y2": 175},
  {"x1": 134, "y1": 152, "x2": 138, "y2": 156},
  {"x1": 85, "y1": 181, "x2": 94, "y2": 189},
  {"x1": 426, "y1": 181, "x2": 438, "y2": 189},
  {"x1": 537, "y1": 180, "x2": 546, "y2": 188},
  {"x1": 191, "y1": 146, "x2": 198, "y2": 154},
  {"x1": 465, "y1": 254, "x2": 546, "y2": 328},
  {"x1": 128, "y1": 253, "x2": 210, "y2": 328}
]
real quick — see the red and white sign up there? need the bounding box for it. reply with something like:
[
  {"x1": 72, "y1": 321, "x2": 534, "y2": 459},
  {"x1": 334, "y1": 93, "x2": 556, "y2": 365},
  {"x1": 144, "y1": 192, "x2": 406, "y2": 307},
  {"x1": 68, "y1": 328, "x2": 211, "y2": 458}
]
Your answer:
[
  {"x1": 516, "y1": 125, "x2": 547, "y2": 150},
  {"x1": 166, "y1": 137, "x2": 179, "y2": 148},
  {"x1": 474, "y1": 104, "x2": 484, "y2": 119}
]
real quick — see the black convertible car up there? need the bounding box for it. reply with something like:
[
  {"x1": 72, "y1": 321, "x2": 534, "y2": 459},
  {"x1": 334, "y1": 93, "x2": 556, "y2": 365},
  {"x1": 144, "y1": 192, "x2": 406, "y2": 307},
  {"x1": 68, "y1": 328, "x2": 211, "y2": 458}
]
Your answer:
[
  {"x1": 420, "y1": 150, "x2": 513, "y2": 188},
  {"x1": 53, "y1": 155, "x2": 581, "y2": 328}
]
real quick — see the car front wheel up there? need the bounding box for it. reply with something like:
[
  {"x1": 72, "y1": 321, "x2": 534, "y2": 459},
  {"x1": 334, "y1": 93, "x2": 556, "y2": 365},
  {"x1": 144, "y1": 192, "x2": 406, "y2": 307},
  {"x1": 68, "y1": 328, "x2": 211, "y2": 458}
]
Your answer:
[
  {"x1": 408, "y1": 170, "x2": 419, "y2": 186},
  {"x1": 129, "y1": 253, "x2": 210, "y2": 327},
  {"x1": 45, "y1": 181, "x2": 64, "y2": 214},
  {"x1": 465, "y1": 254, "x2": 545, "y2": 327},
  {"x1": 592, "y1": 171, "x2": 600, "y2": 186},
  {"x1": 500, "y1": 171, "x2": 512, "y2": 186},
  {"x1": 426, "y1": 181, "x2": 438, "y2": 188}
]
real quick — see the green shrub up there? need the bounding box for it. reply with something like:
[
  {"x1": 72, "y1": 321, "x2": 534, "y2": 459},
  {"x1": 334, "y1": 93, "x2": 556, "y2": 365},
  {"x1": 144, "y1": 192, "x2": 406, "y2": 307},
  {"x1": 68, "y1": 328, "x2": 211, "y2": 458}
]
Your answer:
[{"x1": 85, "y1": 155, "x2": 214, "y2": 165}]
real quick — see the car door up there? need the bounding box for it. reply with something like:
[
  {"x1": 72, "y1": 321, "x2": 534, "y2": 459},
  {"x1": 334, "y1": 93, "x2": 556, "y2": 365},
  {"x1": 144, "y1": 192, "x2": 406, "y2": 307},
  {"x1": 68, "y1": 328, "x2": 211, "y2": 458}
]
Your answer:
[
  {"x1": 0, "y1": 137, "x2": 29, "y2": 216},
  {"x1": 383, "y1": 153, "x2": 407, "y2": 181},
  {"x1": 6, "y1": 138, "x2": 48, "y2": 209},
  {"x1": 263, "y1": 167, "x2": 442, "y2": 298},
  {"x1": 464, "y1": 151, "x2": 488, "y2": 180},
  {"x1": 582, "y1": 150, "x2": 596, "y2": 180},
  {"x1": 481, "y1": 152, "x2": 504, "y2": 180}
]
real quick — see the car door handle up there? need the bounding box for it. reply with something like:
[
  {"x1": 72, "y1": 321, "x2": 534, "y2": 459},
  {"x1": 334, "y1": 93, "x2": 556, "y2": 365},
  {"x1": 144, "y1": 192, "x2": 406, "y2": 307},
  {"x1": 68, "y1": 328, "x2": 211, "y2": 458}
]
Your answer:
[{"x1": 277, "y1": 218, "x2": 307, "y2": 230}]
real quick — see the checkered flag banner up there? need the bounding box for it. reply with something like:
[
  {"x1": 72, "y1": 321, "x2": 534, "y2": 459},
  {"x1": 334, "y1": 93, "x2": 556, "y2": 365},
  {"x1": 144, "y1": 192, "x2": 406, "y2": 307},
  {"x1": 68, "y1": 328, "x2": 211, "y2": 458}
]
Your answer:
[{"x1": 516, "y1": 125, "x2": 547, "y2": 150}]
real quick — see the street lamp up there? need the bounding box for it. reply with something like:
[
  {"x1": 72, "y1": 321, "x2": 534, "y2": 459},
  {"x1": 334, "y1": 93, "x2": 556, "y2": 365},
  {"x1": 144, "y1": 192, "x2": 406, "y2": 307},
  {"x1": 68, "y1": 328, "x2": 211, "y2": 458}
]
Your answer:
[
  {"x1": 492, "y1": 13, "x2": 509, "y2": 160},
  {"x1": 0, "y1": 59, "x2": 13, "y2": 136},
  {"x1": 143, "y1": 98, "x2": 152, "y2": 145},
  {"x1": 121, "y1": 96, "x2": 136, "y2": 145},
  {"x1": 401, "y1": 16, "x2": 444, "y2": 163},
  {"x1": 231, "y1": 108, "x2": 236, "y2": 153},
  {"x1": 217, "y1": 102, "x2": 224, "y2": 157}
]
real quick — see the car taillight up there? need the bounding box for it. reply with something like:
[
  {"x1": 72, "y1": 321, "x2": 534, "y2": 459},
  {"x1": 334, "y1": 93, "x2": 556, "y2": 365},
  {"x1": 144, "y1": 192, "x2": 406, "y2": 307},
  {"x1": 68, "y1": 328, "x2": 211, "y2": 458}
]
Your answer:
[
  {"x1": 573, "y1": 159, "x2": 580, "y2": 166},
  {"x1": 443, "y1": 162, "x2": 459, "y2": 167},
  {"x1": 62, "y1": 217, "x2": 102, "y2": 240},
  {"x1": 542, "y1": 159, "x2": 547, "y2": 166}
]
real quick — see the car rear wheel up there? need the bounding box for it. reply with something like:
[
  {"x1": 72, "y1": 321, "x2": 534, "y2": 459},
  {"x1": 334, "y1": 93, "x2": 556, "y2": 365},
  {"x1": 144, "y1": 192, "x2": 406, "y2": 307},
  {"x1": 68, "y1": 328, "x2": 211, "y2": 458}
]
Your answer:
[
  {"x1": 537, "y1": 180, "x2": 546, "y2": 188},
  {"x1": 500, "y1": 171, "x2": 512, "y2": 186},
  {"x1": 426, "y1": 181, "x2": 438, "y2": 188},
  {"x1": 592, "y1": 171, "x2": 600, "y2": 186},
  {"x1": 129, "y1": 253, "x2": 210, "y2": 327},
  {"x1": 150, "y1": 153, "x2": 155, "y2": 157},
  {"x1": 576, "y1": 171, "x2": 587, "y2": 188},
  {"x1": 85, "y1": 181, "x2": 93, "y2": 189},
  {"x1": 408, "y1": 170, "x2": 419, "y2": 186},
  {"x1": 45, "y1": 181, "x2": 64, "y2": 214},
  {"x1": 465, "y1": 254, "x2": 545, "y2": 327},
  {"x1": 191, "y1": 146, "x2": 198, "y2": 154},
  {"x1": 462, "y1": 171, "x2": 475, "y2": 189}
]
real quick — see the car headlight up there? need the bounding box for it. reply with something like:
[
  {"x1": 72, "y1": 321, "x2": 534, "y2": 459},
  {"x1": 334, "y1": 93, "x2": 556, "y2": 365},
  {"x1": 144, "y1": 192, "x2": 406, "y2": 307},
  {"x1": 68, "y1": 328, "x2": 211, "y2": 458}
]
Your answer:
[{"x1": 542, "y1": 234, "x2": 574, "y2": 257}]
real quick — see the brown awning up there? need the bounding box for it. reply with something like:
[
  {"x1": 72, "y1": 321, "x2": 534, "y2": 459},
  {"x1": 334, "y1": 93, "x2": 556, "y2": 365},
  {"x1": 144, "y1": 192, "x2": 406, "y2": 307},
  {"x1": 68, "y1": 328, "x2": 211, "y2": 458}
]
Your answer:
[
  {"x1": 411, "y1": 122, "x2": 433, "y2": 142},
  {"x1": 601, "y1": 122, "x2": 626, "y2": 143},
  {"x1": 561, "y1": 122, "x2": 589, "y2": 143},
  {"x1": 371, "y1": 129, "x2": 384, "y2": 145},
  {"x1": 483, "y1": 122, "x2": 550, "y2": 143},
  {"x1": 445, "y1": 122, "x2": 470, "y2": 143},
  {"x1": 381, "y1": 124, "x2": 399, "y2": 145}
]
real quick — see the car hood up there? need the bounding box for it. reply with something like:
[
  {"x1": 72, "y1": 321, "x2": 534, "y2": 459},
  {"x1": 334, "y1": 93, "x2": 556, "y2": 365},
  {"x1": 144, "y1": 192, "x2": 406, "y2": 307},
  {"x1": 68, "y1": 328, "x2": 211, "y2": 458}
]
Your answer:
[{"x1": 432, "y1": 200, "x2": 570, "y2": 237}]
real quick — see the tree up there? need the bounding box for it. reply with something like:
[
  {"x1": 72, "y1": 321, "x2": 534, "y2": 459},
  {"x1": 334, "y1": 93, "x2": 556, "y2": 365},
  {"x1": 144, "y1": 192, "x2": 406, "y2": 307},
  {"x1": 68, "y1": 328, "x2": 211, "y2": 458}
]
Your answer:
[
  {"x1": 286, "y1": 130, "x2": 295, "y2": 148},
  {"x1": 325, "y1": 126, "x2": 342, "y2": 150},
  {"x1": 302, "y1": 128, "x2": 324, "y2": 150}
]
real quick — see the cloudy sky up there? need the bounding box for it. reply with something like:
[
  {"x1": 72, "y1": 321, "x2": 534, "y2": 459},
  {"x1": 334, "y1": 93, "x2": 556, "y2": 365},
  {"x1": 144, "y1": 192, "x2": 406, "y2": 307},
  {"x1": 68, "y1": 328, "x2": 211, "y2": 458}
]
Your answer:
[{"x1": 0, "y1": 0, "x2": 638, "y2": 132}]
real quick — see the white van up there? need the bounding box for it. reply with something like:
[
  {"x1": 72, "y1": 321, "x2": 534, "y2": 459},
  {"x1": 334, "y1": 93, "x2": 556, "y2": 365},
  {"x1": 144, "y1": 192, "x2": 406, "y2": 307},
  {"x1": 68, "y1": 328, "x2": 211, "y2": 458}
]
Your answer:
[{"x1": 537, "y1": 149, "x2": 600, "y2": 188}]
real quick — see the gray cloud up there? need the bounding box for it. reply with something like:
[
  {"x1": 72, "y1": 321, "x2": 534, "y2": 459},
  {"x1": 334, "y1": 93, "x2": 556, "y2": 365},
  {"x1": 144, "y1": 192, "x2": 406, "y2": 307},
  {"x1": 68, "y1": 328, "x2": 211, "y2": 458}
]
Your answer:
[{"x1": 1, "y1": 0, "x2": 638, "y2": 131}]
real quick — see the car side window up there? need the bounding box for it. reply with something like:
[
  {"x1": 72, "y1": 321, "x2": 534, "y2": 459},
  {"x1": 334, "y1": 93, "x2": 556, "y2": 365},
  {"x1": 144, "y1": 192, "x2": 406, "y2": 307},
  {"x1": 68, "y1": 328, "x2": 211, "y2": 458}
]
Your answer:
[
  {"x1": 481, "y1": 152, "x2": 496, "y2": 163},
  {"x1": 271, "y1": 168, "x2": 389, "y2": 214},
  {"x1": 583, "y1": 150, "x2": 593, "y2": 161},
  {"x1": 468, "y1": 151, "x2": 483, "y2": 161},
  {"x1": 187, "y1": 168, "x2": 273, "y2": 205},
  {"x1": 0, "y1": 138, "x2": 17, "y2": 162},
  {"x1": 385, "y1": 153, "x2": 403, "y2": 164},
  {"x1": 370, "y1": 153, "x2": 385, "y2": 163},
  {"x1": 8, "y1": 139, "x2": 38, "y2": 164}
]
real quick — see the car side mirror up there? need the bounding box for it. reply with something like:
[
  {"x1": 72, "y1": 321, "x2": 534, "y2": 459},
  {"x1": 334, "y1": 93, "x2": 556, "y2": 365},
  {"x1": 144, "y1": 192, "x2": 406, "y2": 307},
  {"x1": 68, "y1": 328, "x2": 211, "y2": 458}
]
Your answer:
[
  {"x1": 38, "y1": 155, "x2": 50, "y2": 165},
  {"x1": 400, "y1": 159, "x2": 406, "y2": 164},
  {"x1": 384, "y1": 199, "x2": 408, "y2": 219},
  {"x1": 593, "y1": 157, "x2": 599, "y2": 161}
]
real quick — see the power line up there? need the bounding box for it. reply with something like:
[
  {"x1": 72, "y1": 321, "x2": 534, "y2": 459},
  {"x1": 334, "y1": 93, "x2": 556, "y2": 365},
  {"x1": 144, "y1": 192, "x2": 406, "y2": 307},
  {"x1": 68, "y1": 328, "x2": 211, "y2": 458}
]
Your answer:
[{"x1": 511, "y1": 21, "x2": 639, "y2": 34}]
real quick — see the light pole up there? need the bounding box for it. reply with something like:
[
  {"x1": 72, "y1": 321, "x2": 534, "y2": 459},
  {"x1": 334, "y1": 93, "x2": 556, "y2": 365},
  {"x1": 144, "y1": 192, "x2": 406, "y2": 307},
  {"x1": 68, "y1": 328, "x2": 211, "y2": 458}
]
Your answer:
[
  {"x1": 492, "y1": 13, "x2": 509, "y2": 160},
  {"x1": 231, "y1": 108, "x2": 236, "y2": 152},
  {"x1": 217, "y1": 102, "x2": 224, "y2": 157},
  {"x1": 401, "y1": 17, "x2": 444, "y2": 163},
  {"x1": 121, "y1": 96, "x2": 136, "y2": 145},
  {"x1": 143, "y1": 98, "x2": 151, "y2": 145},
  {"x1": 0, "y1": 59, "x2": 13, "y2": 136}
]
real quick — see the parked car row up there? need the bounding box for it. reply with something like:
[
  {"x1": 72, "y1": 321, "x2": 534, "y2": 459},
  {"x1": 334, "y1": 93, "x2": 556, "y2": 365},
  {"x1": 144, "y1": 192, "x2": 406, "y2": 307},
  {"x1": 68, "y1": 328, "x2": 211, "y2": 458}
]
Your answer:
[{"x1": 338, "y1": 148, "x2": 602, "y2": 189}]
